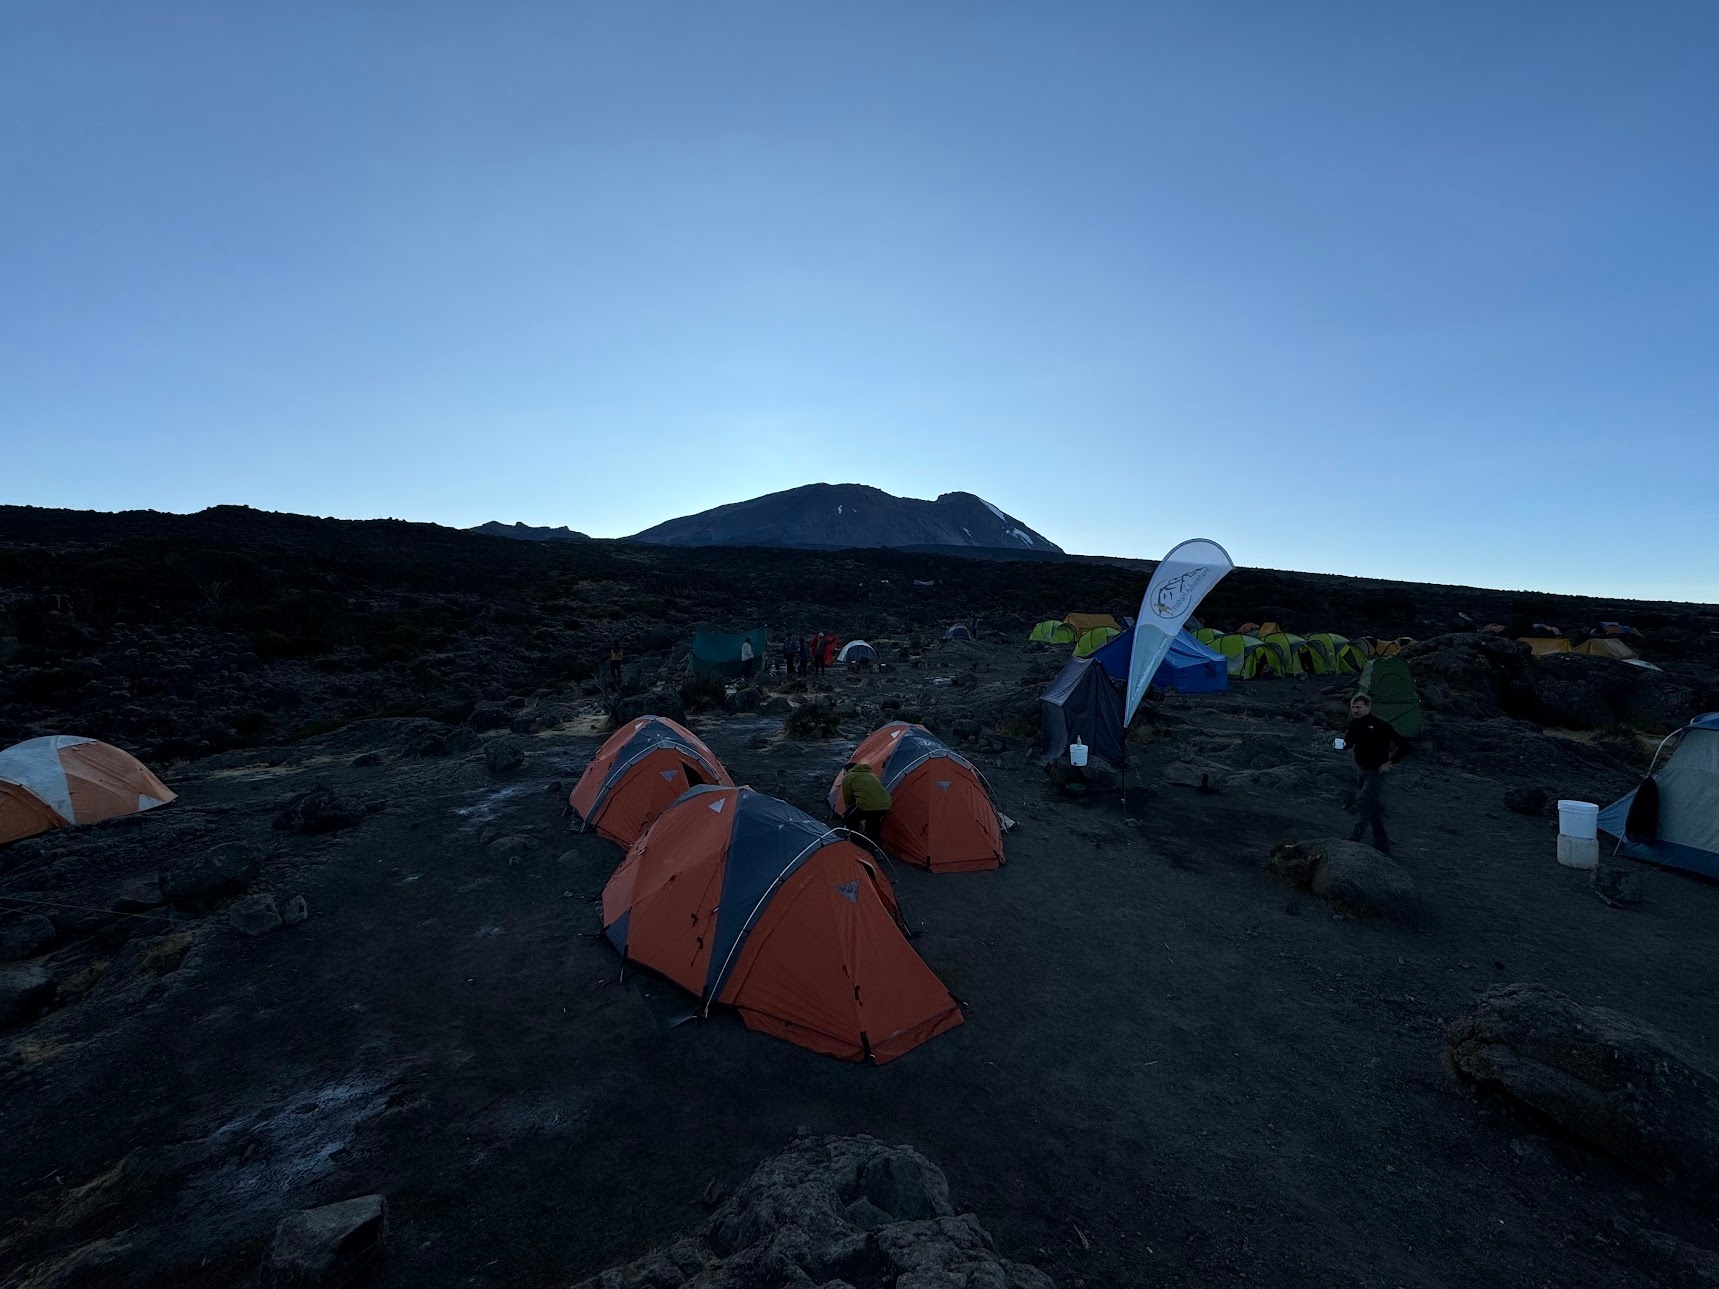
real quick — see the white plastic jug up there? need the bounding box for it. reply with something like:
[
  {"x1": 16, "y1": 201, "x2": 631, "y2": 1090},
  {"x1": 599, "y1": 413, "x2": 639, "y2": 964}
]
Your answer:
[
  {"x1": 1070, "y1": 739, "x2": 1089, "y2": 767},
  {"x1": 1557, "y1": 800, "x2": 1599, "y2": 840}
]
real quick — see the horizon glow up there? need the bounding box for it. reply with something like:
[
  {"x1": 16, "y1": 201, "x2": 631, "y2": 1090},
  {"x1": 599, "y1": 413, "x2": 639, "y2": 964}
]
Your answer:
[{"x1": 3, "y1": 4, "x2": 1715, "y2": 603}]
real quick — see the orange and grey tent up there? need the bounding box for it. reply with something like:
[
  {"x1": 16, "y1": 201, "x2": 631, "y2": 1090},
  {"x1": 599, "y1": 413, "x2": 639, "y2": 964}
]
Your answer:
[
  {"x1": 602, "y1": 785, "x2": 963, "y2": 1062},
  {"x1": 569, "y1": 716, "x2": 733, "y2": 847},
  {"x1": 0, "y1": 736, "x2": 175, "y2": 846},
  {"x1": 828, "y1": 722, "x2": 1003, "y2": 873}
]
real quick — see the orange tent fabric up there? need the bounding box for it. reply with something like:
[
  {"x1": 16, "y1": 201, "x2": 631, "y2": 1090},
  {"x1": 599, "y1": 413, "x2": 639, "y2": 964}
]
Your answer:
[
  {"x1": 0, "y1": 736, "x2": 175, "y2": 846},
  {"x1": 829, "y1": 722, "x2": 1003, "y2": 873},
  {"x1": 569, "y1": 716, "x2": 732, "y2": 847},
  {"x1": 1063, "y1": 612, "x2": 1120, "y2": 634},
  {"x1": 602, "y1": 785, "x2": 963, "y2": 1063}
]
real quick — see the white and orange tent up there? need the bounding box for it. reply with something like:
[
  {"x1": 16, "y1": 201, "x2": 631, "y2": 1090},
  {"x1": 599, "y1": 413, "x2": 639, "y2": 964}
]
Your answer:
[{"x1": 0, "y1": 736, "x2": 175, "y2": 845}]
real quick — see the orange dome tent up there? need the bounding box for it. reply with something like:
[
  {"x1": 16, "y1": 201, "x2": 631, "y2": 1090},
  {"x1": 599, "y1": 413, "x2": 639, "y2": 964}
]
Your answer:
[
  {"x1": 0, "y1": 736, "x2": 175, "y2": 846},
  {"x1": 569, "y1": 716, "x2": 733, "y2": 847},
  {"x1": 602, "y1": 785, "x2": 963, "y2": 1063},
  {"x1": 828, "y1": 722, "x2": 1003, "y2": 873}
]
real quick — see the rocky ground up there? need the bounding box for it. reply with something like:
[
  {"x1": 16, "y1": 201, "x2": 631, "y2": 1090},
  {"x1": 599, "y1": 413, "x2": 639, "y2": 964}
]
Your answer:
[{"x1": 4, "y1": 506, "x2": 1719, "y2": 1288}]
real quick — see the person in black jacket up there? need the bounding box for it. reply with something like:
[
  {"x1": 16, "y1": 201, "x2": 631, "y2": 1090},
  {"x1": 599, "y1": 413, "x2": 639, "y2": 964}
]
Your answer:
[{"x1": 1343, "y1": 693, "x2": 1408, "y2": 854}]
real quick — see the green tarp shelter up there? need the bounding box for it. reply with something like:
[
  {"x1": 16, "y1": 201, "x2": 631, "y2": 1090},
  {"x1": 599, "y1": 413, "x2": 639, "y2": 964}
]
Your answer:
[
  {"x1": 690, "y1": 627, "x2": 768, "y2": 678},
  {"x1": 1358, "y1": 656, "x2": 1423, "y2": 737},
  {"x1": 1029, "y1": 620, "x2": 1078, "y2": 645}
]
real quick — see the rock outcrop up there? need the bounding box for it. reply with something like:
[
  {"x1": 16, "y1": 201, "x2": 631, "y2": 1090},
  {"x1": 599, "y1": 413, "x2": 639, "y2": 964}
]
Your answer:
[
  {"x1": 573, "y1": 1133, "x2": 1054, "y2": 1289},
  {"x1": 1448, "y1": 983, "x2": 1719, "y2": 1204},
  {"x1": 1269, "y1": 839, "x2": 1418, "y2": 925},
  {"x1": 260, "y1": 1194, "x2": 388, "y2": 1288}
]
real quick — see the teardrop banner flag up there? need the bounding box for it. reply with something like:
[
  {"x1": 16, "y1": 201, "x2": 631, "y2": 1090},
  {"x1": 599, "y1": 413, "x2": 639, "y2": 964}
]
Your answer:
[{"x1": 1125, "y1": 538, "x2": 1234, "y2": 724}]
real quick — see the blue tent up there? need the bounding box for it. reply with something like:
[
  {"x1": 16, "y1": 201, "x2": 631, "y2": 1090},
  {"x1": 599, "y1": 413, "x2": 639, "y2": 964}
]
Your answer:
[{"x1": 1090, "y1": 627, "x2": 1228, "y2": 695}]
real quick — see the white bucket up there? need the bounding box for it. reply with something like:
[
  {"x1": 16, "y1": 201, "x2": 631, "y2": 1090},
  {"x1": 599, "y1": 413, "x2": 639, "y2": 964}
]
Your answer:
[
  {"x1": 1070, "y1": 740, "x2": 1089, "y2": 767},
  {"x1": 1557, "y1": 800, "x2": 1599, "y2": 840},
  {"x1": 1557, "y1": 834, "x2": 1599, "y2": 870}
]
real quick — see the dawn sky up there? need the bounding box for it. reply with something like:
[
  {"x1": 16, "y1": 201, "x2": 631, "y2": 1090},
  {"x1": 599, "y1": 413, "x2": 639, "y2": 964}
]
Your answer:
[{"x1": 4, "y1": 3, "x2": 1716, "y2": 600}]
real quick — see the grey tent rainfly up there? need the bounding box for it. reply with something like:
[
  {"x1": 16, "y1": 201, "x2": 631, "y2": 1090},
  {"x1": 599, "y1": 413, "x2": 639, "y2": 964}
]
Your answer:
[
  {"x1": 1038, "y1": 656, "x2": 1126, "y2": 768},
  {"x1": 1600, "y1": 712, "x2": 1719, "y2": 881}
]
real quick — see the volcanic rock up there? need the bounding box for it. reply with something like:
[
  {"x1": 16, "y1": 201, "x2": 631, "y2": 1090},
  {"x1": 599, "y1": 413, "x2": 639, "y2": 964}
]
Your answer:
[
  {"x1": 229, "y1": 894, "x2": 283, "y2": 936},
  {"x1": 273, "y1": 784, "x2": 364, "y2": 833},
  {"x1": 160, "y1": 842, "x2": 262, "y2": 907},
  {"x1": 0, "y1": 964, "x2": 55, "y2": 1029},
  {"x1": 1269, "y1": 839, "x2": 1418, "y2": 925},
  {"x1": 0, "y1": 913, "x2": 58, "y2": 961},
  {"x1": 574, "y1": 1134, "x2": 1053, "y2": 1289},
  {"x1": 613, "y1": 686, "x2": 686, "y2": 727},
  {"x1": 1504, "y1": 787, "x2": 1548, "y2": 815},
  {"x1": 483, "y1": 737, "x2": 527, "y2": 775},
  {"x1": 260, "y1": 1193, "x2": 388, "y2": 1288},
  {"x1": 1448, "y1": 983, "x2": 1719, "y2": 1203}
]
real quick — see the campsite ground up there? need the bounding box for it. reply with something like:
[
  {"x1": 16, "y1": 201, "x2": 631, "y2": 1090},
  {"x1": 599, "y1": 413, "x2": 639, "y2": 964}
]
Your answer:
[{"x1": 5, "y1": 632, "x2": 1719, "y2": 1289}]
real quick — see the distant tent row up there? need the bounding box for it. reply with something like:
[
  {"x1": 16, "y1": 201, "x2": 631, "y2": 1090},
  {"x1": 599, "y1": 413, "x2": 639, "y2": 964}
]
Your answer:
[
  {"x1": 1195, "y1": 628, "x2": 1383, "y2": 678},
  {"x1": 570, "y1": 715, "x2": 978, "y2": 1063},
  {"x1": 1029, "y1": 613, "x2": 1121, "y2": 649},
  {"x1": 1520, "y1": 634, "x2": 1642, "y2": 662}
]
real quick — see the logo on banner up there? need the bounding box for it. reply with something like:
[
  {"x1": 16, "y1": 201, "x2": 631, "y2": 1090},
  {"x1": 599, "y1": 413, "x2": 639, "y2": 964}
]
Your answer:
[{"x1": 1151, "y1": 567, "x2": 1214, "y2": 619}]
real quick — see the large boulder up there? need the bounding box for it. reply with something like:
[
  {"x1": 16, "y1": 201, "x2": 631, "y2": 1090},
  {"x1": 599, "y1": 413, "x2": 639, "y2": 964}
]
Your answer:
[
  {"x1": 0, "y1": 913, "x2": 58, "y2": 961},
  {"x1": 573, "y1": 1133, "x2": 1054, "y2": 1289},
  {"x1": 611, "y1": 686, "x2": 686, "y2": 728},
  {"x1": 1448, "y1": 983, "x2": 1719, "y2": 1204},
  {"x1": 260, "y1": 1194, "x2": 388, "y2": 1288},
  {"x1": 1503, "y1": 786, "x2": 1547, "y2": 816},
  {"x1": 272, "y1": 784, "x2": 364, "y2": 834},
  {"x1": 483, "y1": 737, "x2": 527, "y2": 775},
  {"x1": 160, "y1": 842, "x2": 262, "y2": 908},
  {"x1": 229, "y1": 894, "x2": 284, "y2": 936},
  {"x1": 0, "y1": 964, "x2": 55, "y2": 1030},
  {"x1": 1268, "y1": 839, "x2": 1418, "y2": 925}
]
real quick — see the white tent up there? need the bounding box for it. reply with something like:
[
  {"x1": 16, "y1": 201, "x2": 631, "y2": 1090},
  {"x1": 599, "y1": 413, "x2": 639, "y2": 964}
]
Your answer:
[{"x1": 1600, "y1": 713, "x2": 1719, "y2": 880}]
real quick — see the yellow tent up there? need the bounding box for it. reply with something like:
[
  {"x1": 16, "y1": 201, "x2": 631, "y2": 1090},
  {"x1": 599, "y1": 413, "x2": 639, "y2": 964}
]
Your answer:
[
  {"x1": 1520, "y1": 637, "x2": 1572, "y2": 657},
  {"x1": 1574, "y1": 637, "x2": 1638, "y2": 660},
  {"x1": 1064, "y1": 612, "x2": 1121, "y2": 634}
]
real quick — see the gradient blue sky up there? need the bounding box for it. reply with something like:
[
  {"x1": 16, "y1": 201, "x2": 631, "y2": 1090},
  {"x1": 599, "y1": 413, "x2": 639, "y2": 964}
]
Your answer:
[{"x1": 4, "y1": 3, "x2": 1716, "y2": 600}]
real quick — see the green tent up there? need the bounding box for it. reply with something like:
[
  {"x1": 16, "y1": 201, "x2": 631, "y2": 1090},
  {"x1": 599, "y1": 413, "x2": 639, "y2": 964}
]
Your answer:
[
  {"x1": 1073, "y1": 626, "x2": 1121, "y2": 658},
  {"x1": 1215, "y1": 633, "x2": 1269, "y2": 678},
  {"x1": 1358, "y1": 656, "x2": 1423, "y2": 738},
  {"x1": 691, "y1": 627, "x2": 768, "y2": 678},
  {"x1": 1258, "y1": 632, "x2": 1306, "y2": 677},
  {"x1": 1192, "y1": 627, "x2": 1224, "y2": 647},
  {"x1": 1302, "y1": 632, "x2": 1365, "y2": 675},
  {"x1": 1029, "y1": 620, "x2": 1078, "y2": 644}
]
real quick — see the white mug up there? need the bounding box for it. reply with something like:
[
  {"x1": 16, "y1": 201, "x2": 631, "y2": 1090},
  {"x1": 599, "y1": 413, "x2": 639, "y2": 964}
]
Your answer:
[{"x1": 1333, "y1": 737, "x2": 1346, "y2": 750}]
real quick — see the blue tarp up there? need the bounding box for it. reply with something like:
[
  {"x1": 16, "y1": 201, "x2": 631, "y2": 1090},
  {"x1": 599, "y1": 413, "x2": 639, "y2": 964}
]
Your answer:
[{"x1": 1091, "y1": 627, "x2": 1228, "y2": 695}]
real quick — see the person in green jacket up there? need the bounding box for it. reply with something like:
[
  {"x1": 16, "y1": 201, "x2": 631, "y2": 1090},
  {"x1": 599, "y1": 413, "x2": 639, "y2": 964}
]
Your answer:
[{"x1": 841, "y1": 762, "x2": 893, "y2": 848}]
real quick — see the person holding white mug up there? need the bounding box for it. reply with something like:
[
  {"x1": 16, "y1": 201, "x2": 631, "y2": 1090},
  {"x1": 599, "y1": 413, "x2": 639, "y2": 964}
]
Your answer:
[{"x1": 1342, "y1": 693, "x2": 1409, "y2": 855}]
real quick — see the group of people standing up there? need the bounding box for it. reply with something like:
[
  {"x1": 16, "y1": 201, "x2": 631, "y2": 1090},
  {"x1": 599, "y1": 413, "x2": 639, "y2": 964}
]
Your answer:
[{"x1": 775, "y1": 632, "x2": 829, "y2": 678}]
